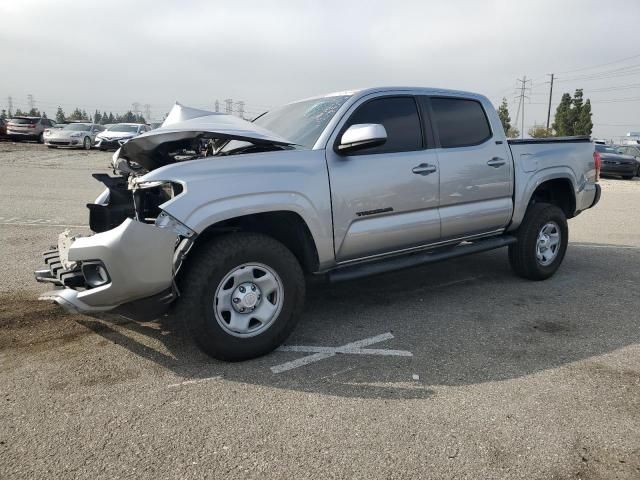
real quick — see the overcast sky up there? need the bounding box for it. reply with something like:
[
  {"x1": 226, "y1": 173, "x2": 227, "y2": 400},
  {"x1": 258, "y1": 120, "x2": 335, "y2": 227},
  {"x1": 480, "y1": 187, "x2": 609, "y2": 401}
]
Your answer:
[{"x1": 1, "y1": 0, "x2": 639, "y2": 139}]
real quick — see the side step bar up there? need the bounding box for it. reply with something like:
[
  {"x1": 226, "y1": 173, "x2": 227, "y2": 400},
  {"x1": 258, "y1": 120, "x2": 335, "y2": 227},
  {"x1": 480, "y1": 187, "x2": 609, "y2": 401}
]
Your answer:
[{"x1": 328, "y1": 235, "x2": 517, "y2": 283}]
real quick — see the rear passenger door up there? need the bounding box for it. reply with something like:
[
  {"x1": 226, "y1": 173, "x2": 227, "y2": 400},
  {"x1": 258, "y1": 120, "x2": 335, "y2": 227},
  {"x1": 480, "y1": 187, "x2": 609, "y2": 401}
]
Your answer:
[
  {"x1": 326, "y1": 95, "x2": 441, "y2": 262},
  {"x1": 425, "y1": 96, "x2": 513, "y2": 240}
]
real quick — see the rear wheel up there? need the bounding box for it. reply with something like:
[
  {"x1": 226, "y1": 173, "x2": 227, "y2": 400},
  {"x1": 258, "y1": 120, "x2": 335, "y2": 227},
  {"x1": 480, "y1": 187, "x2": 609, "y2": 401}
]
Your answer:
[
  {"x1": 174, "y1": 233, "x2": 305, "y2": 361},
  {"x1": 508, "y1": 203, "x2": 568, "y2": 280}
]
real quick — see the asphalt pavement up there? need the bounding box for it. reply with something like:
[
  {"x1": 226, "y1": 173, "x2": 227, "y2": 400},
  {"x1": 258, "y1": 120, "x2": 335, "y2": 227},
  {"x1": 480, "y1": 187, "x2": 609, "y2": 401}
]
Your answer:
[{"x1": 1, "y1": 142, "x2": 639, "y2": 479}]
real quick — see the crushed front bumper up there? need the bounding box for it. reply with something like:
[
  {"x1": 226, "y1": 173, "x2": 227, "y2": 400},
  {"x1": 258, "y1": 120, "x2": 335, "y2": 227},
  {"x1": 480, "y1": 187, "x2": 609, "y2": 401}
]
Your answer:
[{"x1": 36, "y1": 218, "x2": 179, "y2": 318}]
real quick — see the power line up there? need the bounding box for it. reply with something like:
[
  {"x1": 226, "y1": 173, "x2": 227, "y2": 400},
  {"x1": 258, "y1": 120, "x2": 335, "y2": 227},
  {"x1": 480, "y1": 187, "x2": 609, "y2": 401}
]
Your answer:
[{"x1": 556, "y1": 52, "x2": 640, "y2": 75}]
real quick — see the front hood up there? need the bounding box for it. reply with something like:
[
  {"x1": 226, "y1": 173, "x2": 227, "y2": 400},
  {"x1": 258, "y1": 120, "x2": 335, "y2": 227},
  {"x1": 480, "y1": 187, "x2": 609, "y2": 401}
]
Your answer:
[
  {"x1": 98, "y1": 131, "x2": 136, "y2": 140},
  {"x1": 117, "y1": 102, "x2": 292, "y2": 172},
  {"x1": 48, "y1": 130, "x2": 85, "y2": 140}
]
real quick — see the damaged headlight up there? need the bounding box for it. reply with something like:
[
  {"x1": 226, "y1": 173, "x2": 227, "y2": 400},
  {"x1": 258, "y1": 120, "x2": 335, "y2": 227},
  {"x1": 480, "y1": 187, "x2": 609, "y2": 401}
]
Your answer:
[
  {"x1": 132, "y1": 179, "x2": 184, "y2": 199},
  {"x1": 155, "y1": 211, "x2": 195, "y2": 238}
]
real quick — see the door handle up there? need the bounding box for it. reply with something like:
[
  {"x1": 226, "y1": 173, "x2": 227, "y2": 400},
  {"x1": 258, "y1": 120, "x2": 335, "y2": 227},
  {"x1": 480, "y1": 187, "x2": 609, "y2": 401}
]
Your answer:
[
  {"x1": 487, "y1": 157, "x2": 506, "y2": 168},
  {"x1": 412, "y1": 163, "x2": 437, "y2": 176}
]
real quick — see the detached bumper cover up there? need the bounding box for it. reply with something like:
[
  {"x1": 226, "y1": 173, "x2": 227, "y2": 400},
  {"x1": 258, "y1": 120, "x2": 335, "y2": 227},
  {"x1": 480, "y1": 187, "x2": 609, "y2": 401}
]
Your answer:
[{"x1": 37, "y1": 218, "x2": 178, "y2": 314}]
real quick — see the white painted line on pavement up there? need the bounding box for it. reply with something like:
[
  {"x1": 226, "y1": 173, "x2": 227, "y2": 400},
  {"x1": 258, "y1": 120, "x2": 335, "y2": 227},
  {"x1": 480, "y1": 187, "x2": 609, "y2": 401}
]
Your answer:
[
  {"x1": 271, "y1": 332, "x2": 413, "y2": 374},
  {"x1": 0, "y1": 222, "x2": 86, "y2": 228},
  {"x1": 167, "y1": 376, "x2": 221, "y2": 388}
]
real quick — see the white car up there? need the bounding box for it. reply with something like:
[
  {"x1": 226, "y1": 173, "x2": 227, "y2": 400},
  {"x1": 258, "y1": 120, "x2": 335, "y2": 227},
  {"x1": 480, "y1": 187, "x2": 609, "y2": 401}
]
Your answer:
[
  {"x1": 94, "y1": 123, "x2": 150, "y2": 151},
  {"x1": 44, "y1": 123, "x2": 105, "y2": 149}
]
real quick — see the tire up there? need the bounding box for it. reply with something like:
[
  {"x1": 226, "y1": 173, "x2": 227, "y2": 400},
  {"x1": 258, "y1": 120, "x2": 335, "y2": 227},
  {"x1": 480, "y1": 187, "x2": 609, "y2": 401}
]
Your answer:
[
  {"x1": 174, "y1": 232, "x2": 305, "y2": 361},
  {"x1": 83, "y1": 137, "x2": 91, "y2": 150},
  {"x1": 38, "y1": 133, "x2": 44, "y2": 143},
  {"x1": 508, "y1": 203, "x2": 568, "y2": 281},
  {"x1": 46, "y1": 145, "x2": 57, "y2": 149},
  {"x1": 622, "y1": 175, "x2": 633, "y2": 180}
]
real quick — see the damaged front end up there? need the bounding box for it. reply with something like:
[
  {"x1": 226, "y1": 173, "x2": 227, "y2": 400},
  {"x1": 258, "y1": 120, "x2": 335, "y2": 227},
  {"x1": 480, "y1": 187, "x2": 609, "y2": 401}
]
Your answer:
[{"x1": 35, "y1": 102, "x2": 291, "y2": 320}]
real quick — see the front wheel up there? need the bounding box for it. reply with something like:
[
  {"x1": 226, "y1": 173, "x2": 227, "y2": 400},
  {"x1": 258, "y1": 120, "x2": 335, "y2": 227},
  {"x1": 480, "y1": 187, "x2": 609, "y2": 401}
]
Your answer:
[
  {"x1": 622, "y1": 175, "x2": 634, "y2": 180},
  {"x1": 174, "y1": 233, "x2": 305, "y2": 361},
  {"x1": 508, "y1": 203, "x2": 568, "y2": 280},
  {"x1": 83, "y1": 137, "x2": 91, "y2": 150}
]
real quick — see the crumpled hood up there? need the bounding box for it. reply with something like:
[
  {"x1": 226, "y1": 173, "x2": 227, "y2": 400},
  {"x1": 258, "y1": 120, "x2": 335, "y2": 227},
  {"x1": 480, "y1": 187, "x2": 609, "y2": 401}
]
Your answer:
[{"x1": 117, "y1": 102, "x2": 293, "y2": 171}]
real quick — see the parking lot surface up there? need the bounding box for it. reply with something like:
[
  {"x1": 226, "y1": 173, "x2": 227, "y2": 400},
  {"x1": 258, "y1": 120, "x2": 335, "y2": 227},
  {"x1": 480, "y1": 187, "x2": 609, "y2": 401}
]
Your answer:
[{"x1": 1, "y1": 142, "x2": 639, "y2": 479}]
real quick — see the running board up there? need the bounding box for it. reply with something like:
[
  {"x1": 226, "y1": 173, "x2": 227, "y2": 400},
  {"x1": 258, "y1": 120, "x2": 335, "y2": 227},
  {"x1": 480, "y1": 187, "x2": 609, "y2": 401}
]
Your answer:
[{"x1": 328, "y1": 235, "x2": 517, "y2": 283}]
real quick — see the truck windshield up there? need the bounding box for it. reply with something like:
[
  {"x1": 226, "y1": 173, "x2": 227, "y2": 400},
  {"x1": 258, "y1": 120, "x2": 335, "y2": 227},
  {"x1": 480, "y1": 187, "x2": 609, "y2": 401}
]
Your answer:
[{"x1": 253, "y1": 95, "x2": 351, "y2": 148}]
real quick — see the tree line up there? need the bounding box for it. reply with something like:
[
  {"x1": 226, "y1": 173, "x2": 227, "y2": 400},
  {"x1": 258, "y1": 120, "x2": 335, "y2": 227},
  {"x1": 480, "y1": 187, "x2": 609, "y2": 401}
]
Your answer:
[
  {"x1": 0, "y1": 107, "x2": 146, "y2": 125},
  {"x1": 497, "y1": 88, "x2": 593, "y2": 138}
]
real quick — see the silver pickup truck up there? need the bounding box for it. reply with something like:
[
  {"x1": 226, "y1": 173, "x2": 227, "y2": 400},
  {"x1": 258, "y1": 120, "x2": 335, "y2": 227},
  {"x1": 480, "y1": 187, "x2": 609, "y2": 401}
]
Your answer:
[{"x1": 36, "y1": 87, "x2": 601, "y2": 360}]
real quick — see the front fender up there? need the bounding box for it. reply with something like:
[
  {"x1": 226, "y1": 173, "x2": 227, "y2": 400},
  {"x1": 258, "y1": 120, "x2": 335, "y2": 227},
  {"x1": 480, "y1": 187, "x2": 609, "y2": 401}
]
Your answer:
[{"x1": 162, "y1": 191, "x2": 335, "y2": 269}]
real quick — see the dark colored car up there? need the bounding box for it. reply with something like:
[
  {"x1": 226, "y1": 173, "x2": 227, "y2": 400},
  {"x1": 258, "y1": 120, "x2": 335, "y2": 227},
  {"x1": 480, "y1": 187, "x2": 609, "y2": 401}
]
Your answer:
[
  {"x1": 0, "y1": 118, "x2": 7, "y2": 139},
  {"x1": 616, "y1": 144, "x2": 640, "y2": 177},
  {"x1": 595, "y1": 144, "x2": 637, "y2": 179}
]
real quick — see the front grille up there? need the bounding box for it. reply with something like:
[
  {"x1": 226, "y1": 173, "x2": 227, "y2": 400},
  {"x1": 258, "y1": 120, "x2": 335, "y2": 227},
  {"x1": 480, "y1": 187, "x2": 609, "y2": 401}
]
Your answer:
[
  {"x1": 49, "y1": 140, "x2": 71, "y2": 145},
  {"x1": 35, "y1": 247, "x2": 84, "y2": 287}
]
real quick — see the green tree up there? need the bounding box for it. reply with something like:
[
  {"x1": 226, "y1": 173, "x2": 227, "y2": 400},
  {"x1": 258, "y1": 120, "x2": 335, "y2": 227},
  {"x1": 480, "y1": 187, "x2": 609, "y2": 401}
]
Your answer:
[
  {"x1": 552, "y1": 93, "x2": 573, "y2": 136},
  {"x1": 497, "y1": 97, "x2": 511, "y2": 134},
  {"x1": 68, "y1": 107, "x2": 86, "y2": 121},
  {"x1": 42, "y1": 111, "x2": 48, "y2": 119},
  {"x1": 0, "y1": 109, "x2": 6, "y2": 120},
  {"x1": 575, "y1": 99, "x2": 593, "y2": 136},
  {"x1": 55, "y1": 107, "x2": 66, "y2": 123},
  {"x1": 506, "y1": 126, "x2": 520, "y2": 138},
  {"x1": 107, "y1": 113, "x2": 115, "y2": 124},
  {"x1": 94, "y1": 110, "x2": 102, "y2": 124},
  {"x1": 552, "y1": 89, "x2": 593, "y2": 136},
  {"x1": 14, "y1": 108, "x2": 24, "y2": 116},
  {"x1": 28, "y1": 107, "x2": 40, "y2": 117}
]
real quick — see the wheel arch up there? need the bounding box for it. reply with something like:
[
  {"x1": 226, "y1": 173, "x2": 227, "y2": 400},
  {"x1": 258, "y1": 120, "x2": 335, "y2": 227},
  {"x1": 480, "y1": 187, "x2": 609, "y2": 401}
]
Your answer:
[
  {"x1": 188, "y1": 210, "x2": 321, "y2": 274},
  {"x1": 509, "y1": 169, "x2": 578, "y2": 231}
]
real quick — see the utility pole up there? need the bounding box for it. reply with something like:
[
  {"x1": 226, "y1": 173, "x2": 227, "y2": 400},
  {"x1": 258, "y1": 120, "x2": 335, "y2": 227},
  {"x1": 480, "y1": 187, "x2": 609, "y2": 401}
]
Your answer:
[
  {"x1": 546, "y1": 73, "x2": 555, "y2": 130},
  {"x1": 236, "y1": 101, "x2": 245, "y2": 119},
  {"x1": 27, "y1": 94, "x2": 35, "y2": 112},
  {"x1": 514, "y1": 76, "x2": 531, "y2": 139},
  {"x1": 143, "y1": 104, "x2": 151, "y2": 122},
  {"x1": 132, "y1": 102, "x2": 140, "y2": 116},
  {"x1": 224, "y1": 98, "x2": 233, "y2": 114},
  {"x1": 214, "y1": 100, "x2": 220, "y2": 113},
  {"x1": 7, "y1": 96, "x2": 13, "y2": 116}
]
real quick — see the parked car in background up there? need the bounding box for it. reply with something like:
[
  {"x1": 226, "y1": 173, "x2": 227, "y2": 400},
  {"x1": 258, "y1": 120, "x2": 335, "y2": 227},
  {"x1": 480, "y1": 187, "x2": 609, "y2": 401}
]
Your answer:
[
  {"x1": 44, "y1": 123, "x2": 105, "y2": 150},
  {"x1": 616, "y1": 144, "x2": 640, "y2": 176},
  {"x1": 6, "y1": 117, "x2": 56, "y2": 143},
  {"x1": 0, "y1": 118, "x2": 8, "y2": 139},
  {"x1": 94, "y1": 123, "x2": 151, "y2": 150},
  {"x1": 595, "y1": 144, "x2": 637, "y2": 179},
  {"x1": 42, "y1": 123, "x2": 65, "y2": 143}
]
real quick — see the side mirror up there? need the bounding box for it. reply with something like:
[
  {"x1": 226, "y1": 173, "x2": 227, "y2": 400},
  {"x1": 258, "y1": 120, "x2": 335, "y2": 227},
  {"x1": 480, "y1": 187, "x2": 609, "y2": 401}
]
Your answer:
[{"x1": 337, "y1": 124, "x2": 387, "y2": 154}]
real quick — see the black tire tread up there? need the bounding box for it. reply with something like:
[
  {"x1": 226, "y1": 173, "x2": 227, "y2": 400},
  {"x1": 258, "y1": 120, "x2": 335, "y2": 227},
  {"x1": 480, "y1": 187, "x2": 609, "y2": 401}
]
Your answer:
[
  {"x1": 174, "y1": 232, "x2": 305, "y2": 361},
  {"x1": 508, "y1": 203, "x2": 568, "y2": 281}
]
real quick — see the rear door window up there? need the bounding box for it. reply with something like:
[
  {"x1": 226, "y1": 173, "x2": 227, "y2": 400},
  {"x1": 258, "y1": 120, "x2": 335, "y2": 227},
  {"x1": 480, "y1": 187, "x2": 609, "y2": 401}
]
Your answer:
[
  {"x1": 342, "y1": 96, "x2": 422, "y2": 154},
  {"x1": 429, "y1": 97, "x2": 492, "y2": 148}
]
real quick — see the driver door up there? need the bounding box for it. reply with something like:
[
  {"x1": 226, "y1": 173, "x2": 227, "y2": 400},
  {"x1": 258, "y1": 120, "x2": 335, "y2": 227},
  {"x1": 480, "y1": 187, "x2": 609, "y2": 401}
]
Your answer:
[{"x1": 326, "y1": 95, "x2": 441, "y2": 262}]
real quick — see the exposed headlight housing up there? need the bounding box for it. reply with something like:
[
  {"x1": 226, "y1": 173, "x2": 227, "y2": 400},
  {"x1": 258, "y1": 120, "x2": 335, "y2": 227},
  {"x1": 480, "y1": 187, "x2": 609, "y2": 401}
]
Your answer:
[{"x1": 130, "y1": 179, "x2": 184, "y2": 198}]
